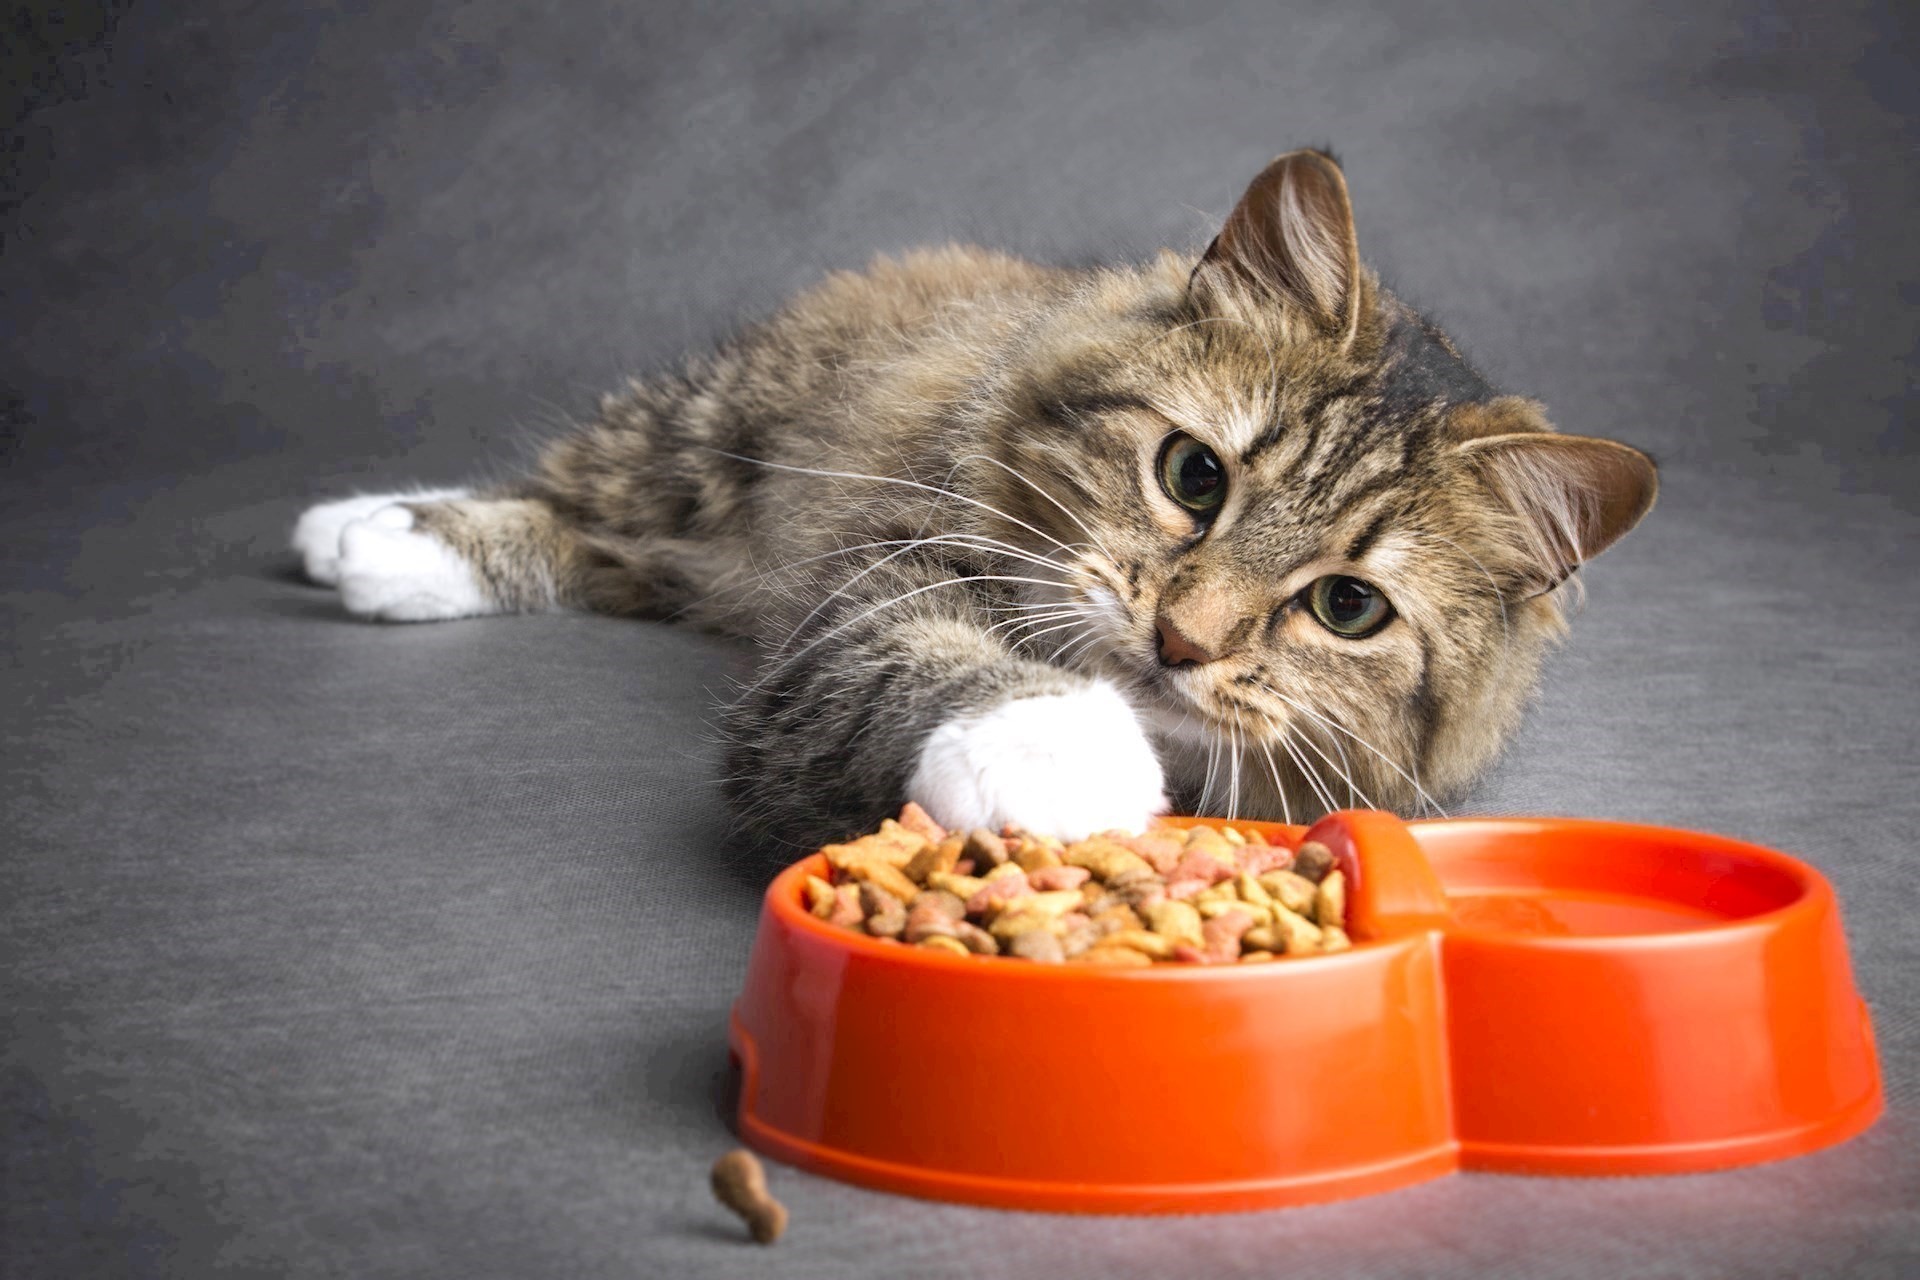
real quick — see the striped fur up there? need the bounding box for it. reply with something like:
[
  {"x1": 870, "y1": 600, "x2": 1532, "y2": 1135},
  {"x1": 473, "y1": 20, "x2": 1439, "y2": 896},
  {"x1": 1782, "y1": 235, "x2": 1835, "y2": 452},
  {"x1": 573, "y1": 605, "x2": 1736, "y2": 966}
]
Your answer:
[{"x1": 315, "y1": 152, "x2": 1656, "y2": 850}]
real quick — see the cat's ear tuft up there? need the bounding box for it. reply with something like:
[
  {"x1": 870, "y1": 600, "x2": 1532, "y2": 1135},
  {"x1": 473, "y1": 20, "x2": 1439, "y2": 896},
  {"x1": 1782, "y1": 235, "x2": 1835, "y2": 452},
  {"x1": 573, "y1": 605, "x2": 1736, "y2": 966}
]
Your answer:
[
  {"x1": 1191, "y1": 149, "x2": 1361, "y2": 341},
  {"x1": 1457, "y1": 430, "x2": 1658, "y2": 594}
]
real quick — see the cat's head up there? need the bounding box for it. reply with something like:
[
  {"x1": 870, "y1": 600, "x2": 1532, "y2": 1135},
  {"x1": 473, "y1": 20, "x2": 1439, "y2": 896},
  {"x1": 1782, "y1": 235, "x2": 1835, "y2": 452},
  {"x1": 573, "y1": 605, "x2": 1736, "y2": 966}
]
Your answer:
[{"x1": 979, "y1": 150, "x2": 1656, "y2": 819}]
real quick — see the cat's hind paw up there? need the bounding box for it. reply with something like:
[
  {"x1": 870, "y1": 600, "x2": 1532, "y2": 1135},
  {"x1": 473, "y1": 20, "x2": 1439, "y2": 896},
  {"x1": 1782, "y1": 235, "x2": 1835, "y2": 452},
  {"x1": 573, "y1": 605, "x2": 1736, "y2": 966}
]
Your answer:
[
  {"x1": 907, "y1": 683, "x2": 1169, "y2": 842},
  {"x1": 292, "y1": 489, "x2": 467, "y2": 586},
  {"x1": 334, "y1": 505, "x2": 497, "y2": 622}
]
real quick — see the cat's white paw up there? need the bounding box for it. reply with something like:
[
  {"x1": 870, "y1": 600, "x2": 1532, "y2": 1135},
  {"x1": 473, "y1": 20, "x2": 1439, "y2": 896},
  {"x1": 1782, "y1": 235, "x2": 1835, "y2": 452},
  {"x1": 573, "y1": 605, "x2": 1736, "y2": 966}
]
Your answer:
[
  {"x1": 292, "y1": 489, "x2": 468, "y2": 585},
  {"x1": 335, "y1": 505, "x2": 497, "y2": 622},
  {"x1": 907, "y1": 683, "x2": 1169, "y2": 841}
]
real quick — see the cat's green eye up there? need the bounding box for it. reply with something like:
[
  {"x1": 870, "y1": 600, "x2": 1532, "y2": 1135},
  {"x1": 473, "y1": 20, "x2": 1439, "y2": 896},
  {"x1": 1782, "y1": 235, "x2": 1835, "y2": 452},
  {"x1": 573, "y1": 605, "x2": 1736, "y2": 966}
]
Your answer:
[
  {"x1": 1157, "y1": 434, "x2": 1226, "y2": 516},
  {"x1": 1306, "y1": 575, "x2": 1393, "y2": 638}
]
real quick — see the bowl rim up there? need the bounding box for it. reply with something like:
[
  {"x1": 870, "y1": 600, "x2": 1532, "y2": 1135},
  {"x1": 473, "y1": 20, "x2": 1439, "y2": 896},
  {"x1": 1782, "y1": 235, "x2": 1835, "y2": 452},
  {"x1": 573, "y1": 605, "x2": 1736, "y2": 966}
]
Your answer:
[
  {"x1": 770, "y1": 814, "x2": 1833, "y2": 970},
  {"x1": 1404, "y1": 814, "x2": 1828, "y2": 950}
]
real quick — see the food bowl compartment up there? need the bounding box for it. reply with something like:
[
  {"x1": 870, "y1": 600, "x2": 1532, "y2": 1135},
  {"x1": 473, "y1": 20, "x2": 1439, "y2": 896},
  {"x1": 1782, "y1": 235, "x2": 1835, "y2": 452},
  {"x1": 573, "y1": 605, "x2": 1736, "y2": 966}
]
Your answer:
[
  {"x1": 729, "y1": 846, "x2": 1458, "y2": 1212},
  {"x1": 729, "y1": 813, "x2": 1882, "y2": 1210},
  {"x1": 1395, "y1": 817, "x2": 1884, "y2": 1173}
]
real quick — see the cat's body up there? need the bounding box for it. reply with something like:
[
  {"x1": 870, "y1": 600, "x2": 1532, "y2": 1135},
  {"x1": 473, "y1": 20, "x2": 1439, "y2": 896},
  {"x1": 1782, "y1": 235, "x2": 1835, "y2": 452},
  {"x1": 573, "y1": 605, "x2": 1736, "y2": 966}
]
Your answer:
[{"x1": 293, "y1": 152, "x2": 1656, "y2": 851}]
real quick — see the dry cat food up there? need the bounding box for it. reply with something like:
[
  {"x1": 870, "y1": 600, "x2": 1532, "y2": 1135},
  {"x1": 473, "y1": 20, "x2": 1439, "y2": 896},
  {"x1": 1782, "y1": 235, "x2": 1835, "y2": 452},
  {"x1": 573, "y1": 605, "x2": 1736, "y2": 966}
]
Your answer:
[
  {"x1": 710, "y1": 1147, "x2": 787, "y2": 1244},
  {"x1": 807, "y1": 804, "x2": 1351, "y2": 966}
]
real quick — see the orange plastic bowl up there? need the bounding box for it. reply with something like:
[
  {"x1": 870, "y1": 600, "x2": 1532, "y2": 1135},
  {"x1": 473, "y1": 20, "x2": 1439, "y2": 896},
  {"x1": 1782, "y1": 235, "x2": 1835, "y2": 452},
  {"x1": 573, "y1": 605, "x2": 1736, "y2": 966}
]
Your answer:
[{"x1": 726, "y1": 812, "x2": 1882, "y2": 1213}]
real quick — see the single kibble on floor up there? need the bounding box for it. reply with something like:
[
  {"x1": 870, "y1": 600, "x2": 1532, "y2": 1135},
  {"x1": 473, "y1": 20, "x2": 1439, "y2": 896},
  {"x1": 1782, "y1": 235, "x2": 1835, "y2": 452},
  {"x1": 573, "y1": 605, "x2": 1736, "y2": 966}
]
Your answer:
[
  {"x1": 806, "y1": 806, "x2": 1353, "y2": 964},
  {"x1": 710, "y1": 1148, "x2": 788, "y2": 1245}
]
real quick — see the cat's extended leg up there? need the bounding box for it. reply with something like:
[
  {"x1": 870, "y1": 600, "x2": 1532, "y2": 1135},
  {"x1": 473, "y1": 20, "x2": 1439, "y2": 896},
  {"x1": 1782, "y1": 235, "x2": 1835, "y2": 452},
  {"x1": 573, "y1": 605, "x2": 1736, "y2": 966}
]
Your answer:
[
  {"x1": 724, "y1": 582, "x2": 1168, "y2": 850},
  {"x1": 293, "y1": 491, "x2": 598, "y2": 622},
  {"x1": 294, "y1": 490, "x2": 755, "y2": 624}
]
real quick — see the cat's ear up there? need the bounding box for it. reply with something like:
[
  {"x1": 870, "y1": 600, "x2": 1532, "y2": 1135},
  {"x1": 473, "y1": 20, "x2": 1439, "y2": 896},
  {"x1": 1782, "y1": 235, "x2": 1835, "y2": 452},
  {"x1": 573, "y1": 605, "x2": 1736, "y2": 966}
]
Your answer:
[
  {"x1": 1191, "y1": 149, "x2": 1361, "y2": 341},
  {"x1": 1454, "y1": 413, "x2": 1658, "y2": 595}
]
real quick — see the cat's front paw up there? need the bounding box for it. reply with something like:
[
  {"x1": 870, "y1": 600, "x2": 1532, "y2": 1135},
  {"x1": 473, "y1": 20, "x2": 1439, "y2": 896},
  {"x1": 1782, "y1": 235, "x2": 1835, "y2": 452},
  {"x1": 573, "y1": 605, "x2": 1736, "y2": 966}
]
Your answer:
[
  {"x1": 907, "y1": 683, "x2": 1168, "y2": 842},
  {"x1": 292, "y1": 489, "x2": 467, "y2": 585},
  {"x1": 334, "y1": 505, "x2": 495, "y2": 622}
]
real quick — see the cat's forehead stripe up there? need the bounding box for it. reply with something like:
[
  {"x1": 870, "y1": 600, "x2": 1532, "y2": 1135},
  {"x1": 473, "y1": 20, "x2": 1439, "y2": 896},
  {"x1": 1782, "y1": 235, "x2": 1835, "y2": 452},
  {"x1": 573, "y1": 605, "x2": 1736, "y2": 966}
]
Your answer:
[{"x1": 1041, "y1": 391, "x2": 1157, "y2": 428}]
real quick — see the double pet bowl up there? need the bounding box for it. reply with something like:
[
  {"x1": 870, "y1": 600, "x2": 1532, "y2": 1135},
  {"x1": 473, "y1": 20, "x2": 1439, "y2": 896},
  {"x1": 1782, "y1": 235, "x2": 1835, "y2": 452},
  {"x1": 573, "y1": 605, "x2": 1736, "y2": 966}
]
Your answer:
[{"x1": 727, "y1": 811, "x2": 1882, "y2": 1213}]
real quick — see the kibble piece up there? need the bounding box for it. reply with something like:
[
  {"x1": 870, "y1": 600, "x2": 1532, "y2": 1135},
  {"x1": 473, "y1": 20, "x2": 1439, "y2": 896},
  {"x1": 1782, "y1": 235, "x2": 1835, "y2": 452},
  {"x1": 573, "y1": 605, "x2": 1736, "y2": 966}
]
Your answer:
[
  {"x1": 1091, "y1": 903, "x2": 1144, "y2": 935},
  {"x1": 1117, "y1": 831, "x2": 1184, "y2": 874},
  {"x1": 859, "y1": 883, "x2": 907, "y2": 939},
  {"x1": 1192, "y1": 881, "x2": 1242, "y2": 914},
  {"x1": 904, "y1": 834, "x2": 965, "y2": 884},
  {"x1": 822, "y1": 819, "x2": 925, "y2": 872},
  {"x1": 1109, "y1": 876, "x2": 1166, "y2": 912},
  {"x1": 1200, "y1": 905, "x2": 1258, "y2": 962},
  {"x1": 916, "y1": 934, "x2": 970, "y2": 956},
  {"x1": 895, "y1": 801, "x2": 948, "y2": 844},
  {"x1": 967, "y1": 867, "x2": 1035, "y2": 915},
  {"x1": 963, "y1": 827, "x2": 1009, "y2": 868},
  {"x1": 1071, "y1": 943, "x2": 1154, "y2": 967},
  {"x1": 842, "y1": 859, "x2": 920, "y2": 904},
  {"x1": 1241, "y1": 925, "x2": 1280, "y2": 953},
  {"x1": 953, "y1": 920, "x2": 1000, "y2": 954},
  {"x1": 1314, "y1": 869, "x2": 1347, "y2": 929},
  {"x1": 1181, "y1": 825, "x2": 1236, "y2": 863},
  {"x1": 1007, "y1": 929, "x2": 1066, "y2": 964},
  {"x1": 909, "y1": 888, "x2": 966, "y2": 920},
  {"x1": 926, "y1": 871, "x2": 986, "y2": 901},
  {"x1": 987, "y1": 899, "x2": 1075, "y2": 941},
  {"x1": 1102, "y1": 929, "x2": 1176, "y2": 959},
  {"x1": 1012, "y1": 839, "x2": 1064, "y2": 872},
  {"x1": 1292, "y1": 840, "x2": 1336, "y2": 883},
  {"x1": 825, "y1": 884, "x2": 865, "y2": 931},
  {"x1": 1258, "y1": 869, "x2": 1320, "y2": 917},
  {"x1": 804, "y1": 875, "x2": 837, "y2": 917},
  {"x1": 1238, "y1": 843, "x2": 1292, "y2": 877},
  {"x1": 1321, "y1": 924, "x2": 1352, "y2": 952},
  {"x1": 711, "y1": 1148, "x2": 787, "y2": 1245},
  {"x1": 1272, "y1": 902, "x2": 1325, "y2": 954},
  {"x1": 1057, "y1": 911, "x2": 1100, "y2": 957},
  {"x1": 1063, "y1": 837, "x2": 1152, "y2": 883},
  {"x1": 1236, "y1": 872, "x2": 1274, "y2": 911},
  {"x1": 1143, "y1": 900, "x2": 1203, "y2": 947},
  {"x1": 1197, "y1": 895, "x2": 1255, "y2": 920},
  {"x1": 1027, "y1": 865, "x2": 1091, "y2": 892}
]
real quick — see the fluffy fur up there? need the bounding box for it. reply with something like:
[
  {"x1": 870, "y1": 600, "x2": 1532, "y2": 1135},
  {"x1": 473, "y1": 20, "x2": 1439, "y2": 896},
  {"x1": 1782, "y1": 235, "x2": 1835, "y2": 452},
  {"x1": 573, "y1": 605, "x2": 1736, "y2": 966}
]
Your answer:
[{"x1": 292, "y1": 151, "x2": 1656, "y2": 850}]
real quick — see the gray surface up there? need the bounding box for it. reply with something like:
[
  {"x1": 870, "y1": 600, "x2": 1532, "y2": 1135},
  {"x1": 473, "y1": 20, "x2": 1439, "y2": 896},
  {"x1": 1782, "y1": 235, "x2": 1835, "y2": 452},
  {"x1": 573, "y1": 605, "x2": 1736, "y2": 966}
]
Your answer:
[{"x1": 4, "y1": 1, "x2": 1917, "y2": 1276}]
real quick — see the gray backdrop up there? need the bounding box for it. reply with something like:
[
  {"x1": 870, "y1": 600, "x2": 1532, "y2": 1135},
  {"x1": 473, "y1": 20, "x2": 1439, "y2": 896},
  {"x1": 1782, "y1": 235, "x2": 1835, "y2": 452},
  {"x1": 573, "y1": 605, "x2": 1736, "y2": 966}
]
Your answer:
[{"x1": 4, "y1": 1, "x2": 1916, "y2": 1276}]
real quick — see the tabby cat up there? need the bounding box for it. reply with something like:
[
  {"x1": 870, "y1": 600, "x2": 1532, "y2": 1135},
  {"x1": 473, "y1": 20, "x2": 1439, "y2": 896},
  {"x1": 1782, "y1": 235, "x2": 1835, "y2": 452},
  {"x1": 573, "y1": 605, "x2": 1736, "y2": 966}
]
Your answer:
[{"x1": 292, "y1": 150, "x2": 1656, "y2": 851}]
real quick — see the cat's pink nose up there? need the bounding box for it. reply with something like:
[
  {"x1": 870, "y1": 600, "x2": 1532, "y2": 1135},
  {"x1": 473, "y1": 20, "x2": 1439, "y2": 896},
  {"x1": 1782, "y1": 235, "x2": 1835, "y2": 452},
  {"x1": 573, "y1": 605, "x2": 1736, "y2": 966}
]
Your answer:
[{"x1": 1156, "y1": 615, "x2": 1219, "y2": 667}]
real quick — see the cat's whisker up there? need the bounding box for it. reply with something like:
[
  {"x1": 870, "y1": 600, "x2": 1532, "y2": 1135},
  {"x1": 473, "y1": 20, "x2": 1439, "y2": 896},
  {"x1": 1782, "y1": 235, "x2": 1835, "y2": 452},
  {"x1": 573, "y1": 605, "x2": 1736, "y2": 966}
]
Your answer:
[
  {"x1": 1288, "y1": 717, "x2": 1379, "y2": 812},
  {"x1": 1228, "y1": 714, "x2": 1245, "y2": 822},
  {"x1": 1278, "y1": 731, "x2": 1340, "y2": 816},
  {"x1": 948, "y1": 452, "x2": 1121, "y2": 563},
  {"x1": 1006, "y1": 616, "x2": 1095, "y2": 650},
  {"x1": 745, "y1": 572, "x2": 1090, "y2": 699},
  {"x1": 1254, "y1": 683, "x2": 1449, "y2": 819},
  {"x1": 775, "y1": 534, "x2": 1083, "y2": 655},
  {"x1": 1048, "y1": 624, "x2": 1111, "y2": 670},
  {"x1": 1198, "y1": 716, "x2": 1225, "y2": 816},
  {"x1": 983, "y1": 606, "x2": 1100, "y2": 642},
  {"x1": 671, "y1": 531, "x2": 1072, "y2": 621},
  {"x1": 694, "y1": 447, "x2": 1090, "y2": 562},
  {"x1": 1251, "y1": 727, "x2": 1293, "y2": 827}
]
